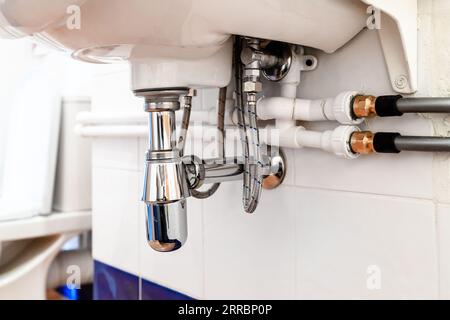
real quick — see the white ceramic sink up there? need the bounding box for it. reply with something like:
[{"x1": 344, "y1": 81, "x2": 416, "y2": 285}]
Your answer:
[
  {"x1": 0, "y1": 0, "x2": 371, "y2": 89},
  {"x1": 0, "y1": 0, "x2": 368, "y2": 54}
]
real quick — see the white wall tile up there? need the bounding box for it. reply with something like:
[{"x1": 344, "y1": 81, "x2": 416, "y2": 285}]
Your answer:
[
  {"x1": 92, "y1": 167, "x2": 141, "y2": 275},
  {"x1": 437, "y1": 204, "x2": 450, "y2": 299},
  {"x1": 92, "y1": 138, "x2": 139, "y2": 171},
  {"x1": 138, "y1": 197, "x2": 204, "y2": 299},
  {"x1": 294, "y1": 114, "x2": 435, "y2": 199},
  {"x1": 294, "y1": 188, "x2": 438, "y2": 299},
  {"x1": 279, "y1": 147, "x2": 295, "y2": 186},
  {"x1": 294, "y1": 148, "x2": 433, "y2": 199},
  {"x1": 203, "y1": 182, "x2": 296, "y2": 299}
]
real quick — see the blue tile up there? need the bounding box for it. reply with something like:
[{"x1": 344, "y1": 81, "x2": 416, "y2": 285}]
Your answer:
[
  {"x1": 141, "y1": 279, "x2": 193, "y2": 300},
  {"x1": 93, "y1": 260, "x2": 139, "y2": 300}
]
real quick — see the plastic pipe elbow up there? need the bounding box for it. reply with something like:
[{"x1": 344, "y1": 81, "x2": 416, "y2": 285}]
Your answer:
[
  {"x1": 257, "y1": 96, "x2": 295, "y2": 121},
  {"x1": 257, "y1": 91, "x2": 364, "y2": 125}
]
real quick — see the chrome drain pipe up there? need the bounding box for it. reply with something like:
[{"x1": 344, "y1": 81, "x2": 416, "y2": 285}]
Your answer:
[
  {"x1": 138, "y1": 89, "x2": 191, "y2": 252},
  {"x1": 136, "y1": 88, "x2": 286, "y2": 252}
]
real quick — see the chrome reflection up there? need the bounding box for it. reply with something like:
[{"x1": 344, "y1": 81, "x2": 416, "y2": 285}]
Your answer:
[{"x1": 145, "y1": 200, "x2": 187, "y2": 252}]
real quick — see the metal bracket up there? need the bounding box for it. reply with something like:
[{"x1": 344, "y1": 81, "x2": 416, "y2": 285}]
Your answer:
[{"x1": 362, "y1": 0, "x2": 418, "y2": 94}]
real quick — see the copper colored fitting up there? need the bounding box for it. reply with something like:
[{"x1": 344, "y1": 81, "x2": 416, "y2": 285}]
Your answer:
[
  {"x1": 350, "y1": 131, "x2": 375, "y2": 154},
  {"x1": 353, "y1": 95, "x2": 377, "y2": 119}
]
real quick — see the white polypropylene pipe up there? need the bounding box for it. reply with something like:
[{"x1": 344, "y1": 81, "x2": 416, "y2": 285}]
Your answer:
[
  {"x1": 76, "y1": 112, "x2": 146, "y2": 125},
  {"x1": 209, "y1": 125, "x2": 358, "y2": 158},
  {"x1": 261, "y1": 125, "x2": 359, "y2": 158},
  {"x1": 258, "y1": 97, "x2": 329, "y2": 121},
  {"x1": 257, "y1": 91, "x2": 362, "y2": 125},
  {"x1": 75, "y1": 124, "x2": 148, "y2": 138},
  {"x1": 277, "y1": 65, "x2": 299, "y2": 129},
  {"x1": 75, "y1": 122, "x2": 238, "y2": 138},
  {"x1": 75, "y1": 121, "x2": 358, "y2": 158},
  {"x1": 296, "y1": 129, "x2": 323, "y2": 148},
  {"x1": 76, "y1": 109, "x2": 233, "y2": 126}
]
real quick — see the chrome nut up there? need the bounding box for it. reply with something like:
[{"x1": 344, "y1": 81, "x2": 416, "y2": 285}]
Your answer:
[
  {"x1": 244, "y1": 69, "x2": 261, "y2": 78},
  {"x1": 243, "y1": 81, "x2": 262, "y2": 93}
]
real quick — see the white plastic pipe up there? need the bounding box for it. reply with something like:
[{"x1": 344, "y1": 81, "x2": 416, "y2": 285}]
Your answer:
[
  {"x1": 76, "y1": 122, "x2": 358, "y2": 158},
  {"x1": 276, "y1": 48, "x2": 302, "y2": 129},
  {"x1": 75, "y1": 124, "x2": 148, "y2": 138},
  {"x1": 203, "y1": 125, "x2": 359, "y2": 158},
  {"x1": 257, "y1": 91, "x2": 363, "y2": 125},
  {"x1": 262, "y1": 125, "x2": 360, "y2": 159},
  {"x1": 76, "y1": 109, "x2": 234, "y2": 127},
  {"x1": 76, "y1": 112, "x2": 146, "y2": 125}
]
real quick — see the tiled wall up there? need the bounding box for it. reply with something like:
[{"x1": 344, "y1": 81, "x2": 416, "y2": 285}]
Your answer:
[{"x1": 91, "y1": 0, "x2": 450, "y2": 299}]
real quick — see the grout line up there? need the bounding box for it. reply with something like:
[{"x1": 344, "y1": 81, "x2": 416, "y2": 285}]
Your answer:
[
  {"x1": 137, "y1": 180, "x2": 143, "y2": 301},
  {"x1": 282, "y1": 183, "x2": 437, "y2": 203},
  {"x1": 292, "y1": 202, "x2": 298, "y2": 299},
  {"x1": 201, "y1": 199, "x2": 206, "y2": 299},
  {"x1": 435, "y1": 204, "x2": 442, "y2": 299},
  {"x1": 138, "y1": 277, "x2": 142, "y2": 300}
]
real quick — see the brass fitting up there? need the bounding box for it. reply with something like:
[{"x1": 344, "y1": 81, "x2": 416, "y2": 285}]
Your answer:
[
  {"x1": 350, "y1": 131, "x2": 375, "y2": 154},
  {"x1": 352, "y1": 95, "x2": 377, "y2": 119}
]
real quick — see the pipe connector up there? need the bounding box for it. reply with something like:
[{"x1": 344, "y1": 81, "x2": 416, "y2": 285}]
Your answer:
[
  {"x1": 349, "y1": 131, "x2": 450, "y2": 154},
  {"x1": 350, "y1": 131, "x2": 375, "y2": 154},
  {"x1": 352, "y1": 95, "x2": 377, "y2": 119},
  {"x1": 321, "y1": 125, "x2": 360, "y2": 159},
  {"x1": 331, "y1": 91, "x2": 363, "y2": 125}
]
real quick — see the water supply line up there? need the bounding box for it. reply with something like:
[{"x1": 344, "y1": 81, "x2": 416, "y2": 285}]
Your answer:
[
  {"x1": 257, "y1": 92, "x2": 450, "y2": 124},
  {"x1": 235, "y1": 36, "x2": 264, "y2": 213},
  {"x1": 350, "y1": 131, "x2": 450, "y2": 154},
  {"x1": 352, "y1": 95, "x2": 450, "y2": 118}
]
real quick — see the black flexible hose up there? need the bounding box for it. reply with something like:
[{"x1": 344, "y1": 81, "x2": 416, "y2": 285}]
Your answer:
[
  {"x1": 375, "y1": 95, "x2": 450, "y2": 116},
  {"x1": 394, "y1": 136, "x2": 450, "y2": 152},
  {"x1": 396, "y1": 97, "x2": 450, "y2": 113},
  {"x1": 373, "y1": 132, "x2": 450, "y2": 153}
]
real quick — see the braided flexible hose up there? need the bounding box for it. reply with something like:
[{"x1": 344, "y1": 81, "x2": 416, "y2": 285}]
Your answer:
[{"x1": 234, "y1": 36, "x2": 263, "y2": 213}]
